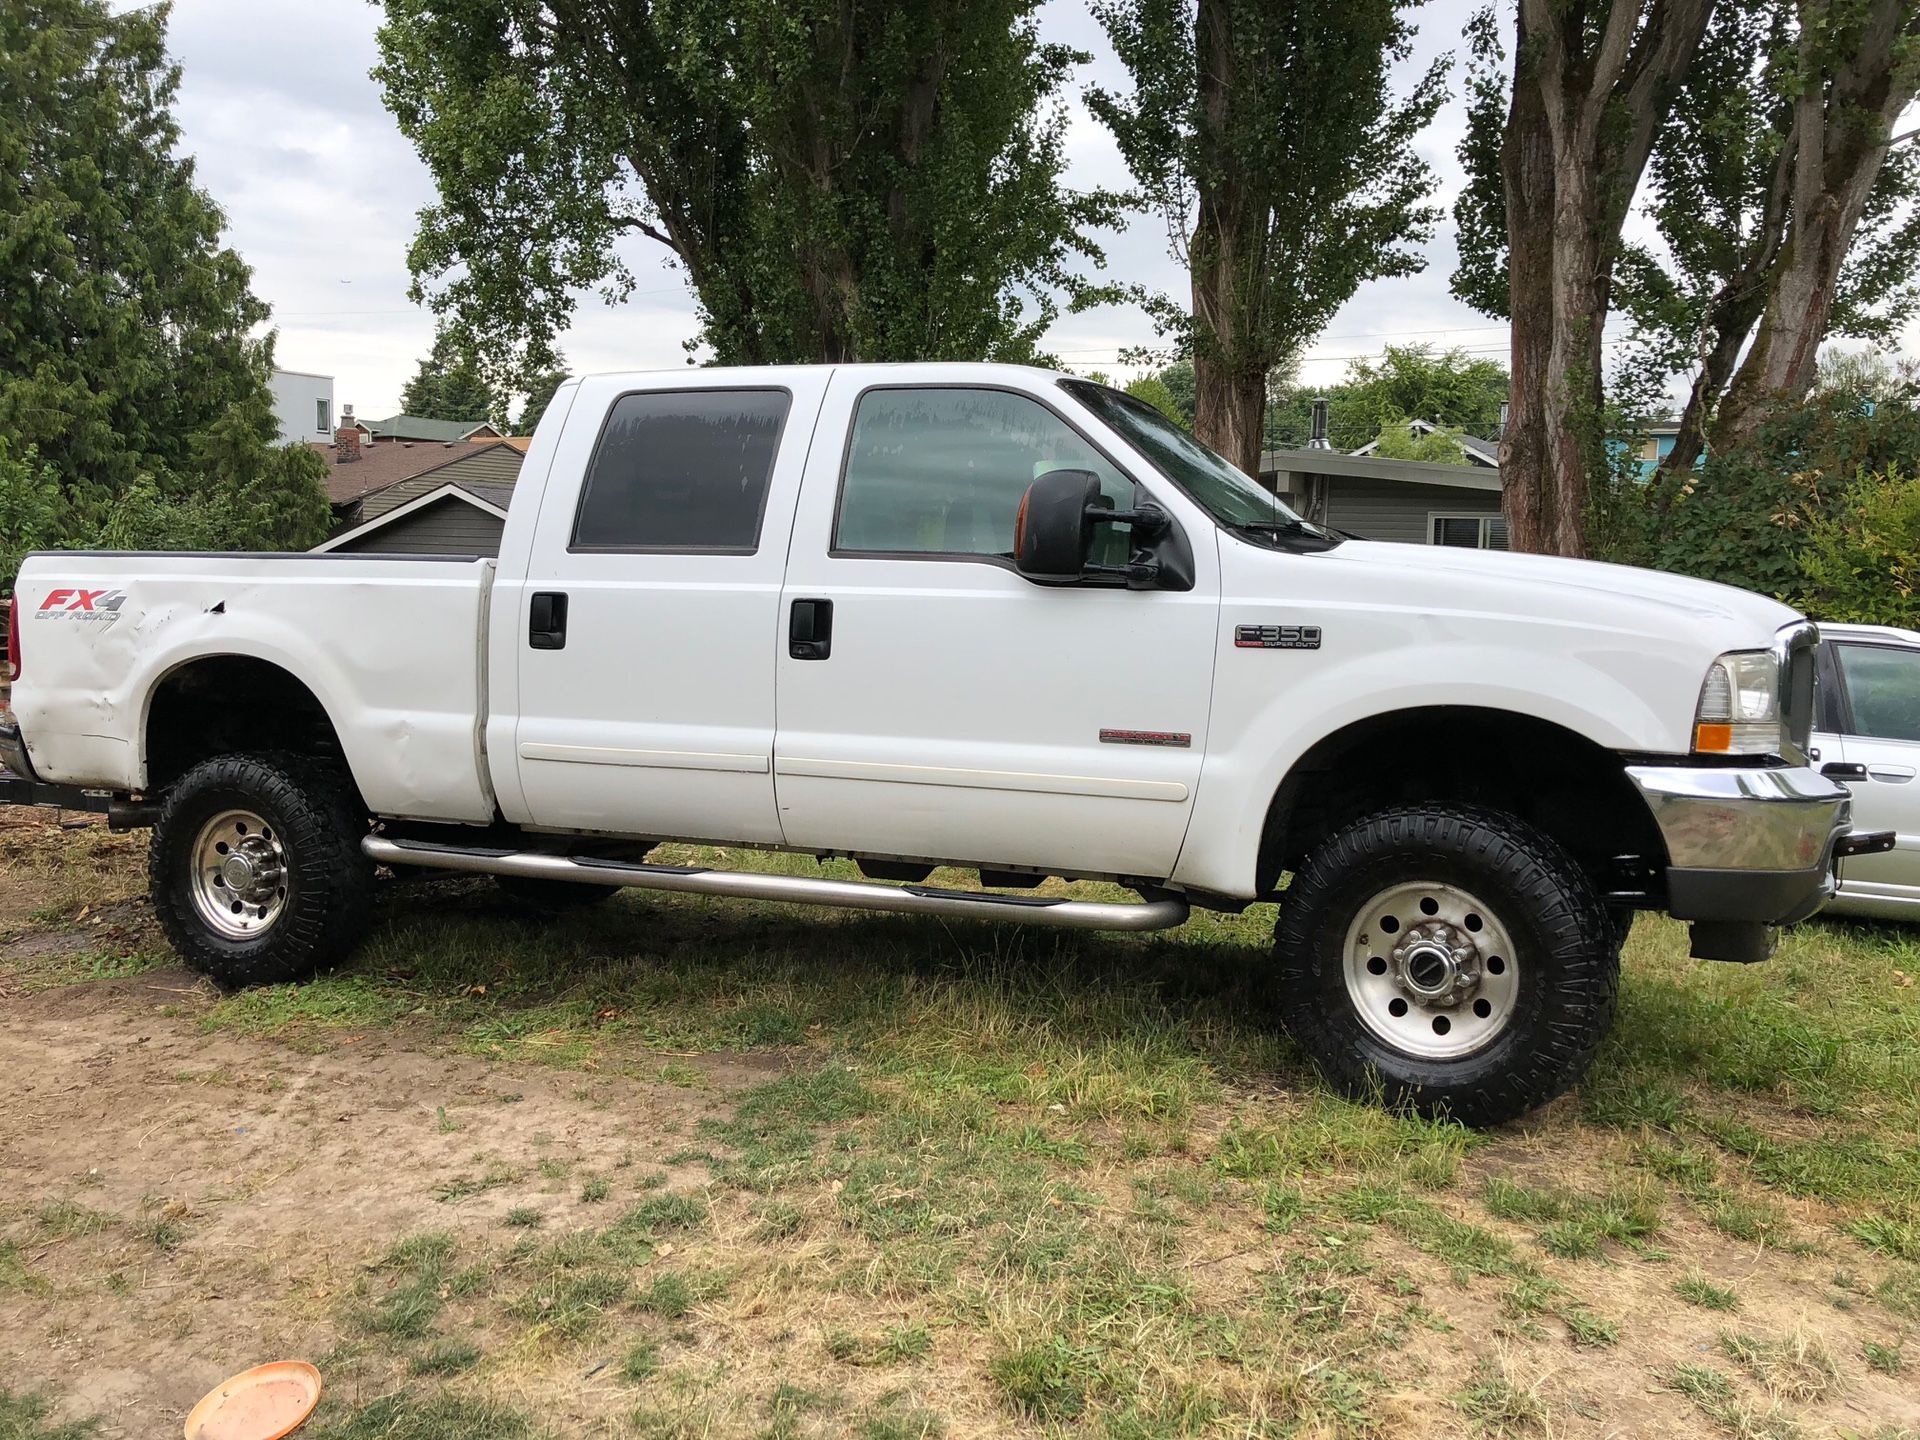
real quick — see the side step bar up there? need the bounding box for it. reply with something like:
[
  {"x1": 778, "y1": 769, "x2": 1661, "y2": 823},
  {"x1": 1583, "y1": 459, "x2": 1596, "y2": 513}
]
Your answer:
[{"x1": 363, "y1": 836, "x2": 1191, "y2": 933}]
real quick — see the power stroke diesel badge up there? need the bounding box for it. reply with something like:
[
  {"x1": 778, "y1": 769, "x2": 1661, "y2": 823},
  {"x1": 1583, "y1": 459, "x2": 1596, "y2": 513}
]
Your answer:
[{"x1": 1235, "y1": 623, "x2": 1321, "y2": 650}]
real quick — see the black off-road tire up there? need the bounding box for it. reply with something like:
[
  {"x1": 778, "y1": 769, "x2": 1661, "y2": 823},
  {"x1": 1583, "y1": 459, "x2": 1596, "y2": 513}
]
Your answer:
[
  {"x1": 1272, "y1": 804, "x2": 1617, "y2": 1127},
  {"x1": 493, "y1": 875, "x2": 621, "y2": 911},
  {"x1": 150, "y1": 752, "x2": 373, "y2": 988}
]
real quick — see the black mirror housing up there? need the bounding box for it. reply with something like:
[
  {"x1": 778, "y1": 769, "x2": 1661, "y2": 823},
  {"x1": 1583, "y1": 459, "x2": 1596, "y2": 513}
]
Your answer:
[{"x1": 1014, "y1": 468, "x2": 1103, "y2": 580}]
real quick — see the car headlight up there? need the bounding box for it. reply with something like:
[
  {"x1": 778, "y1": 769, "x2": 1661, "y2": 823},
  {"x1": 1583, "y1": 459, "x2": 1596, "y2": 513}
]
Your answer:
[{"x1": 1693, "y1": 650, "x2": 1785, "y2": 755}]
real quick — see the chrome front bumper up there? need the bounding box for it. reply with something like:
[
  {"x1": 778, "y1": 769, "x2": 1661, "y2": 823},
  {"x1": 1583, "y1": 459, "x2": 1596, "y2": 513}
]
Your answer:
[{"x1": 1626, "y1": 764, "x2": 1852, "y2": 925}]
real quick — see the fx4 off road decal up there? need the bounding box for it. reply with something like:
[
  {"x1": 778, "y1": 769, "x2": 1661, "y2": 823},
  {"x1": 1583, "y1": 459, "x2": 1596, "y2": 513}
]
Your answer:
[
  {"x1": 1235, "y1": 623, "x2": 1321, "y2": 650},
  {"x1": 35, "y1": 587, "x2": 129, "y2": 629}
]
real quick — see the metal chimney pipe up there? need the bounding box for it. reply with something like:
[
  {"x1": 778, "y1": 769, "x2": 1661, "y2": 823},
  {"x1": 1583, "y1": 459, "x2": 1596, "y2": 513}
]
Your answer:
[{"x1": 1309, "y1": 397, "x2": 1331, "y2": 450}]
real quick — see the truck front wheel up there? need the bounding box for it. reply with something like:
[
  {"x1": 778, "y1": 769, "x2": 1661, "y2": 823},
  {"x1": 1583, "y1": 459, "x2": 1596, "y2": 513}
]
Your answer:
[
  {"x1": 1272, "y1": 804, "x2": 1617, "y2": 1127},
  {"x1": 150, "y1": 753, "x2": 373, "y2": 988}
]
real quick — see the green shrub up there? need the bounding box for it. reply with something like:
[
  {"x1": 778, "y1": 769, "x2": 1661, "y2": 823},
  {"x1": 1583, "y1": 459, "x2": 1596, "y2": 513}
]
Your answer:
[{"x1": 1790, "y1": 468, "x2": 1920, "y2": 627}]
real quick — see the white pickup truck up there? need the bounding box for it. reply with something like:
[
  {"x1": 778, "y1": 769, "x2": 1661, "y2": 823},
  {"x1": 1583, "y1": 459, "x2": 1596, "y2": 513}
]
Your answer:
[{"x1": 1, "y1": 363, "x2": 1886, "y2": 1124}]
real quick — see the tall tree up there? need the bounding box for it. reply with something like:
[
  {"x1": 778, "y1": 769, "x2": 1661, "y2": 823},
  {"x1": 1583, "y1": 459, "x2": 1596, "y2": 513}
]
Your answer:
[
  {"x1": 1618, "y1": 0, "x2": 1920, "y2": 480},
  {"x1": 1454, "y1": 0, "x2": 1717, "y2": 555},
  {"x1": 0, "y1": 0, "x2": 329, "y2": 552},
  {"x1": 399, "y1": 327, "x2": 503, "y2": 424},
  {"x1": 1090, "y1": 0, "x2": 1448, "y2": 475},
  {"x1": 375, "y1": 0, "x2": 1120, "y2": 382}
]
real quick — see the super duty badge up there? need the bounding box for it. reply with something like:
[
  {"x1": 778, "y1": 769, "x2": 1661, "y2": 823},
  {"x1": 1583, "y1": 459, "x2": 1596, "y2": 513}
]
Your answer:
[{"x1": 1235, "y1": 624, "x2": 1321, "y2": 650}]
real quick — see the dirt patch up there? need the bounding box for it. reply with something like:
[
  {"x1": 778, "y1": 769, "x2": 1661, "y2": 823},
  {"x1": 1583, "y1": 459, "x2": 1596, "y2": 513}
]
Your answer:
[{"x1": 0, "y1": 970, "x2": 766, "y2": 1436}]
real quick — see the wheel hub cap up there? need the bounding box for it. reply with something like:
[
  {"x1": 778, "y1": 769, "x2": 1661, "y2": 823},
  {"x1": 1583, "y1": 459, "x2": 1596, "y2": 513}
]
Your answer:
[
  {"x1": 1393, "y1": 923, "x2": 1479, "y2": 1005},
  {"x1": 1342, "y1": 881, "x2": 1519, "y2": 1061},
  {"x1": 189, "y1": 809, "x2": 288, "y2": 939}
]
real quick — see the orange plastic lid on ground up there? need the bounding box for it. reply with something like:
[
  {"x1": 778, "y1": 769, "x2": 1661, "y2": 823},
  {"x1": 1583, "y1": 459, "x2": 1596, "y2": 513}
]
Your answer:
[{"x1": 183, "y1": 1362, "x2": 321, "y2": 1440}]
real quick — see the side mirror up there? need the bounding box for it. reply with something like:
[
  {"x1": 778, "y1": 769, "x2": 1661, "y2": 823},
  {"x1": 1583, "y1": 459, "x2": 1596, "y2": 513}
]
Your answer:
[{"x1": 1013, "y1": 468, "x2": 1103, "y2": 580}]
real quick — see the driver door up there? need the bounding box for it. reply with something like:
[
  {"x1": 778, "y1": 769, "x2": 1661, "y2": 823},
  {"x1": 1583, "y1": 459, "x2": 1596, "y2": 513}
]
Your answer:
[{"x1": 771, "y1": 377, "x2": 1221, "y2": 879}]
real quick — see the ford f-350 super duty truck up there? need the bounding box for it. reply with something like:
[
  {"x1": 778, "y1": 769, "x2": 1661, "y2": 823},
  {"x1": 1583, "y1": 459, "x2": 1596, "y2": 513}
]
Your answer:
[{"x1": 1, "y1": 364, "x2": 1889, "y2": 1124}]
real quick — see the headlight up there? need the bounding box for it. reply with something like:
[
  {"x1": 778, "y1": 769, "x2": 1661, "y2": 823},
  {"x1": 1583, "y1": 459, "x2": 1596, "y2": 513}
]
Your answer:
[{"x1": 1693, "y1": 650, "x2": 1784, "y2": 755}]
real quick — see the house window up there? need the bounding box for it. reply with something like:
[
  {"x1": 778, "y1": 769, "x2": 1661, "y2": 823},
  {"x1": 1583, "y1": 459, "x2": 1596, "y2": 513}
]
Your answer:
[
  {"x1": 1430, "y1": 514, "x2": 1508, "y2": 550},
  {"x1": 316, "y1": 398, "x2": 331, "y2": 433}
]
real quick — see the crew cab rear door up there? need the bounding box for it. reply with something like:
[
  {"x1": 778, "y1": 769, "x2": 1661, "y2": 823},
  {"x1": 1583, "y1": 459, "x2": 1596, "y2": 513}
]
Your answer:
[
  {"x1": 771, "y1": 373, "x2": 1220, "y2": 879},
  {"x1": 504, "y1": 371, "x2": 830, "y2": 844}
]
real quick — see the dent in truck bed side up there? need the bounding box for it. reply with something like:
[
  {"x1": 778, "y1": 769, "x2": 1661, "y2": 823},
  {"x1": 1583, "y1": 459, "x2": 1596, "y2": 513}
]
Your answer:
[{"x1": 10, "y1": 551, "x2": 498, "y2": 824}]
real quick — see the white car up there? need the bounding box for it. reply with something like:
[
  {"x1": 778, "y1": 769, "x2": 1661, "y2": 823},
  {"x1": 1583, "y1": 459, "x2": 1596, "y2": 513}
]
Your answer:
[
  {"x1": 1813, "y1": 623, "x2": 1920, "y2": 920},
  {"x1": 0, "y1": 363, "x2": 1879, "y2": 1123}
]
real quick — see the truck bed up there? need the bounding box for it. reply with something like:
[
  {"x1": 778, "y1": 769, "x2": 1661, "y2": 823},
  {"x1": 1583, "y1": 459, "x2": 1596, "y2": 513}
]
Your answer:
[{"x1": 9, "y1": 551, "x2": 498, "y2": 824}]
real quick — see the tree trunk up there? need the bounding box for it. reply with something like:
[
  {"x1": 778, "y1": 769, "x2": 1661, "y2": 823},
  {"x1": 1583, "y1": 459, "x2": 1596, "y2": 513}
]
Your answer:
[
  {"x1": 1655, "y1": 284, "x2": 1765, "y2": 484},
  {"x1": 1192, "y1": 355, "x2": 1267, "y2": 477},
  {"x1": 1498, "y1": 0, "x2": 1715, "y2": 556},
  {"x1": 1713, "y1": 195, "x2": 1866, "y2": 444},
  {"x1": 1712, "y1": 0, "x2": 1920, "y2": 447},
  {"x1": 1185, "y1": 0, "x2": 1271, "y2": 479}
]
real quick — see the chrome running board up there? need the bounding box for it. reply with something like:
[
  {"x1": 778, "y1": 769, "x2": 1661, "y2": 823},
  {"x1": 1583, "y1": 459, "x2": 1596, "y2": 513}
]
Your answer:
[{"x1": 363, "y1": 836, "x2": 1190, "y2": 933}]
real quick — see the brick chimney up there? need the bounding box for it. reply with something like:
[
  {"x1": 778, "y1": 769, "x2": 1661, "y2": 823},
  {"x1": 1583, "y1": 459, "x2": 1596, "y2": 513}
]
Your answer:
[{"x1": 335, "y1": 404, "x2": 360, "y2": 463}]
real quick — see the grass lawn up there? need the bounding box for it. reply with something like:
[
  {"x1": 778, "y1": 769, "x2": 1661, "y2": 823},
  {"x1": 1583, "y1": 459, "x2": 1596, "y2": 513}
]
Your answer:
[{"x1": 1, "y1": 817, "x2": 1918, "y2": 1437}]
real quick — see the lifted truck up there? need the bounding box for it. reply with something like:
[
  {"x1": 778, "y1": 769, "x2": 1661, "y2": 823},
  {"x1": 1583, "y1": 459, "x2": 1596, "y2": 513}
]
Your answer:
[{"x1": 0, "y1": 364, "x2": 1885, "y2": 1124}]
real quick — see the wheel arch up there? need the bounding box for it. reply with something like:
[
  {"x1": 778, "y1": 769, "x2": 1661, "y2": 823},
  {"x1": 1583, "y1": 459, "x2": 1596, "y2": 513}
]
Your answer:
[
  {"x1": 142, "y1": 652, "x2": 351, "y2": 793},
  {"x1": 1254, "y1": 705, "x2": 1668, "y2": 898}
]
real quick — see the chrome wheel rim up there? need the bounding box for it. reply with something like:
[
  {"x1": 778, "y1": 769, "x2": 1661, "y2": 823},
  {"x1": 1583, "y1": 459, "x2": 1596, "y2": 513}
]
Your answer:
[
  {"x1": 189, "y1": 808, "x2": 287, "y2": 940},
  {"x1": 1342, "y1": 880, "x2": 1518, "y2": 1060}
]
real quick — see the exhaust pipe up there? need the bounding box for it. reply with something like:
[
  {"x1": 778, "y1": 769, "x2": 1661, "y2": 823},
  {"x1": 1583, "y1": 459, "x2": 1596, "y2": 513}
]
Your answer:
[{"x1": 363, "y1": 836, "x2": 1190, "y2": 933}]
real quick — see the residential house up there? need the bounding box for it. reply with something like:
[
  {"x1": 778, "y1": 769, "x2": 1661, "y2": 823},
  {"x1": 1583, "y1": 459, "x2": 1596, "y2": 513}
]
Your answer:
[
  {"x1": 1616, "y1": 418, "x2": 1683, "y2": 477},
  {"x1": 310, "y1": 422, "x2": 524, "y2": 555},
  {"x1": 362, "y1": 414, "x2": 505, "y2": 443},
  {"x1": 1261, "y1": 448, "x2": 1508, "y2": 549},
  {"x1": 269, "y1": 369, "x2": 335, "y2": 446}
]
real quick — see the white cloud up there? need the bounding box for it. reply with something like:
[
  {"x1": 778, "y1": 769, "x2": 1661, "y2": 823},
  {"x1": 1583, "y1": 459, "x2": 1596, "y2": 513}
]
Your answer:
[{"x1": 148, "y1": 0, "x2": 1906, "y2": 417}]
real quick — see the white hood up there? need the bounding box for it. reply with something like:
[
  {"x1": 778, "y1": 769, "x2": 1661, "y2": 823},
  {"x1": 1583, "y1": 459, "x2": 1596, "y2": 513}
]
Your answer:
[{"x1": 1328, "y1": 539, "x2": 1802, "y2": 638}]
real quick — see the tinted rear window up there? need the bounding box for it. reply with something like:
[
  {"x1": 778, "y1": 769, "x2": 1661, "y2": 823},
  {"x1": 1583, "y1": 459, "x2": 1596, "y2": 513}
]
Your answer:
[{"x1": 572, "y1": 389, "x2": 790, "y2": 551}]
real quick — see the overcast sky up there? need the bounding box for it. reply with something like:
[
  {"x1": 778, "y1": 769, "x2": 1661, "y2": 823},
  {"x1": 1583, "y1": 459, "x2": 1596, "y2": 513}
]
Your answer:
[{"x1": 146, "y1": 0, "x2": 1879, "y2": 419}]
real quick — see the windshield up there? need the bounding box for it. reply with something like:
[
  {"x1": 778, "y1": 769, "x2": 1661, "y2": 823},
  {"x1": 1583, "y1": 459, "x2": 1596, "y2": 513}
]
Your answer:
[{"x1": 1058, "y1": 379, "x2": 1332, "y2": 541}]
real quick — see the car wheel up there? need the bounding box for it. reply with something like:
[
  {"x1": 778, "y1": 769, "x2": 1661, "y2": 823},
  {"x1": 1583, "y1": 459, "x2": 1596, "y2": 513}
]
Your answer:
[
  {"x1": 1272, "y1": 803, "x2": 1617, "y2": 1126},
  {"x1": 150, "y1": 752, "x2": 373, "y2": 988}
]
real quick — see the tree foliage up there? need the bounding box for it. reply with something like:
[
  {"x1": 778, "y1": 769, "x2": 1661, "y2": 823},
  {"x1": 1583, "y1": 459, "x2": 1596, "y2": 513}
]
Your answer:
[
  {"x1": 0, "y1": 0, "x2": 330, "y2": 584},
  {"x1": 515, "y1": 368, "x2": 570, "y2": 435},
  {"x1": 0, "y1": 439, "x2": 64, "y2": 593},
  {"x1": 1616, "y1": 0, "x2": 1920, "y2": 476},
  {"x1": 399, "y1": 327, "x2": 504, "y2": 425},
  {"x1": 1370, "y1": 419, "x2": 1477, "y2": 465},
  {"x1": 1122, "y1": 375, "x2": 1183, "y2": 424},
  {"x1": 1088, "y1": 0, "x2": 1447, "y2": 474},
  {"x1": 1263, "y1": 345, "x2": 1510, "y2": 452},
  {"x1": 1591, "y1": 357, "x2": 1920, "y2": 611},
  {"x1": 375, "y1": 0, "x2": 1120, "y2": 383},
  {"x1": 1792, "y1": 468, "x2": 1920, "y2": 628}
]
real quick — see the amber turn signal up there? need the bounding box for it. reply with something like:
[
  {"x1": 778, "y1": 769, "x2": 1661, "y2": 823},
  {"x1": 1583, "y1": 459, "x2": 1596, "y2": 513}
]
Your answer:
[{"x1": 1693, "y1": 722, "x2": 1733, "y2": 752}]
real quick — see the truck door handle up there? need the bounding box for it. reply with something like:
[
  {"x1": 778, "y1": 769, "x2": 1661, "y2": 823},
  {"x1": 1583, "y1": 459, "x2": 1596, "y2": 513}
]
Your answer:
[
  {"x1": 1822, "y1": 761, "x2": 1869, "y2": 781},
  {"x1": 529, "y1": 592, "x2": 568, "y2": 650},
  {"x1": 1869, "y1": 764, "x2": 1916, "y2": 784},
  {"x1": 789, "y1": 598, "x2": 833, "y2": 660}
]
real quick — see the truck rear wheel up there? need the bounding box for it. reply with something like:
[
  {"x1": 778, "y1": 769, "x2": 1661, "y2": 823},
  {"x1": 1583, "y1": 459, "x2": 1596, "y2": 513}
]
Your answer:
[
  {"x1": 150, "y1": 753, "x2": 373, "y2": 988},
  {"x1": 1272, "y1": 804, "x2": 1616, "y2": 1126}
]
